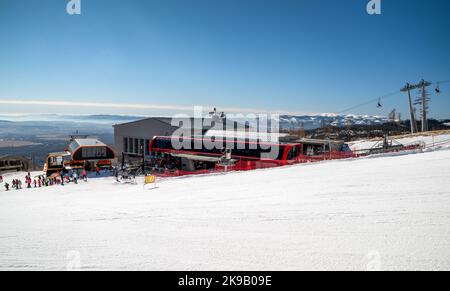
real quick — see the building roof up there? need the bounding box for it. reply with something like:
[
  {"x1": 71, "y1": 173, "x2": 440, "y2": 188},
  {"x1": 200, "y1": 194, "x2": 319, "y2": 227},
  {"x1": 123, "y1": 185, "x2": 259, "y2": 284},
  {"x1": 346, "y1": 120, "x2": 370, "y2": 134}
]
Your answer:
[
  {"x1": 67, "y1": 138, "x2": 116, "y2": 160},
  {"x1": 0, "y1": 155, "x2": 30, "y2": 161},
  {"x1": 204, "y1": 129, "x2": 287, "y2": 142},
  {"x1": 113, "y1": 117, "x2": 248, "y2": 131},
  {"x1": 295, "y1": 138, "x2": 345, "y2": 144},
  {"x1": 72, "y1": 139, "x2": 107, "y2": 147},
  {"x1": 46, "y1": 152, "x2": 71, "y2": 157},
  {"x1": 113, "y1": 117, "x2": 180, "y2": 128}
]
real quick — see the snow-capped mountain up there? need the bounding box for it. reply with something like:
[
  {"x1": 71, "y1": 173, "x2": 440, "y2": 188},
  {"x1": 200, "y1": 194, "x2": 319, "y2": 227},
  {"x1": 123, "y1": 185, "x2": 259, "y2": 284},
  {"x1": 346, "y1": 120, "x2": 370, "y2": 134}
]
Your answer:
[{"x1": 278, "y1": 114, "x2": 390, "y2": 130}]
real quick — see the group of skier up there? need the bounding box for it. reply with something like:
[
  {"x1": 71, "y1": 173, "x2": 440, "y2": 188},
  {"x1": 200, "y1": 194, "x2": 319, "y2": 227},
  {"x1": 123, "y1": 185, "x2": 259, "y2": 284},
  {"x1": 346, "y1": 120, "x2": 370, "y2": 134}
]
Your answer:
[{"x1": 0, "y1": 169, "x2": 89, "y2": 192}]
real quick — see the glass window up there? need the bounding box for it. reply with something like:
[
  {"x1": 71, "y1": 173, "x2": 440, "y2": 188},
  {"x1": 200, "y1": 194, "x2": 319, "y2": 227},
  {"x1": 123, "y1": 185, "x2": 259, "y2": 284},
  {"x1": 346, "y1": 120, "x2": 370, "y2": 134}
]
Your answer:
[
  {"x1": 81, "y1": 147, "x2": 106, "y2": 159},
  {"x1": 123, "y1": 137, "x2": 128, "y2": 153},
  {"x1": 145, "y1": 139, "x2": 150, "y2": 156},
  {"x1": 139, "y1": 139, "x2": 144, "y2": 155}
]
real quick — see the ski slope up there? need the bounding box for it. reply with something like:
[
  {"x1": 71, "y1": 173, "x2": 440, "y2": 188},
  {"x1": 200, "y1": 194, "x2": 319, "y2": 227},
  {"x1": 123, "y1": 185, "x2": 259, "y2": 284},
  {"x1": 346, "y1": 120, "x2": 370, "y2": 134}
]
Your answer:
[
  {"x1": 349, "y1": 132, "x2": 450, "y2": 151},
  {"x1": 1, "y1": 149, "x2": 450, "y2": 270}
]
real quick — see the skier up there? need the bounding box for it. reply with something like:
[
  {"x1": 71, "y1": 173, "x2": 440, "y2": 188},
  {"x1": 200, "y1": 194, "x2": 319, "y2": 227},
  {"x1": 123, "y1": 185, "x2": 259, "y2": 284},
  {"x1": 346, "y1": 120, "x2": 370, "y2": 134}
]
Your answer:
[
  {"x1": 60, "y1": 171, "x2": 65, "y2": 186},
  {"x1": 82, "y1": 169, "x2": 88, "y2": 182},
  {"x1": 95, "y1": 166, "x2": 100, "y2": 176},
  {"x1": 26, "y1": 176, "x2": 31, "y2": 188},
  {"x1": 4, "y1": 182, "x2": 9, "y2": 191},
  {"x1": 73, "y1": 172, "x2": 78, "y2": 184}
]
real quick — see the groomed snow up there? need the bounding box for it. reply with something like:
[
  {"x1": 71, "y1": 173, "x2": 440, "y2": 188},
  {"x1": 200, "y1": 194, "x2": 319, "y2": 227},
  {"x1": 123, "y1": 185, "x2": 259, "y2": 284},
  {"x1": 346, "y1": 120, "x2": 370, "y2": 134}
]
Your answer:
[
  {"x1": 349, "y1": 133, "x2": 450, "y2": 151},
  {"x1": 1, "y1": 149, "x2": 450, "y2": 270}
]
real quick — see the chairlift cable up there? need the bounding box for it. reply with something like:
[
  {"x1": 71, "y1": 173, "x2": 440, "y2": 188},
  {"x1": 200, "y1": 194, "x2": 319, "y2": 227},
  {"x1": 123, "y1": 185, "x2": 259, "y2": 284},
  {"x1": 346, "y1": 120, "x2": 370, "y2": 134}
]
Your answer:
[
  {"x1": 337, "y1": 78, "x2": 449, "y2": 115},
  {"x1": 337, "y1": 90, "x2": 400, "y2": 114}
]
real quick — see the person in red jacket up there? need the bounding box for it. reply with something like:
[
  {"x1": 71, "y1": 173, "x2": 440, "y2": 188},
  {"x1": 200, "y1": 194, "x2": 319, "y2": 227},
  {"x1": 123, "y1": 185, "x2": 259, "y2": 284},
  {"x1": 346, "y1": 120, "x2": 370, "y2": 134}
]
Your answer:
[
  {"x1": 26, "y1": 176, "x2": 31, "y2": 188},
  {"x1": 82, "y1": 169, "x2": 88, "y2": 182}
]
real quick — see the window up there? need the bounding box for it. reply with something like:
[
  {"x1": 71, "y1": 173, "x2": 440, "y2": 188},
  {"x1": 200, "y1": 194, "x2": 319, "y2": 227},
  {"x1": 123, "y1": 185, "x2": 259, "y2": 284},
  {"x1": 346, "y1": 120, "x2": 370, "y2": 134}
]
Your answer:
[
  {"x1": 287, "y1": 146, "x2": 299, "y2": 161},
  {"x1": 49, "y1": 156, "x2": 63, "y2": 166},
  {"x1": 128, "y1": 138, "x2": 133, "y2": 153},
  {"x1": 145, "y1": 139, "x2": 150, "y2": 156},
  {"x1": 81, "y1": 147, "x2": 107, "y2": 159},
  {"x1": 123, "y1": 137, "x2": 128, "y2": 153},
  {"x1": 139, "y1": 139, "x2": 144, "y2": 155},
  {"x1": 134, "y1": 138, "x2": 139, "y2": 154}
]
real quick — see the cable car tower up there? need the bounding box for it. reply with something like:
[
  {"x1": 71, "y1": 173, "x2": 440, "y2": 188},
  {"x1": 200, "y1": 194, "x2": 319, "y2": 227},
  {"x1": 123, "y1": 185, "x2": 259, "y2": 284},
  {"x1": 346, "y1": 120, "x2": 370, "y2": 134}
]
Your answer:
[
  {"x1": 401, "y1": 83, "x2": 419, "y2": 134},
  {"x1": 415, "y1": 79, "x2": 432, "y2": 132},
  {"x1": 401, "y1": 79, "x2": 432, "y2": 133}
]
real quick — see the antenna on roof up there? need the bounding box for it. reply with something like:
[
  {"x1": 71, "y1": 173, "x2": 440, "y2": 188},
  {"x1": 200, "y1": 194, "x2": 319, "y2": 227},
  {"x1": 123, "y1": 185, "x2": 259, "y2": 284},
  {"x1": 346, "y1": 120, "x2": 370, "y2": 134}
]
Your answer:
[{"x1": 209, "y1": 108, "x2": 225, "y2": 121}]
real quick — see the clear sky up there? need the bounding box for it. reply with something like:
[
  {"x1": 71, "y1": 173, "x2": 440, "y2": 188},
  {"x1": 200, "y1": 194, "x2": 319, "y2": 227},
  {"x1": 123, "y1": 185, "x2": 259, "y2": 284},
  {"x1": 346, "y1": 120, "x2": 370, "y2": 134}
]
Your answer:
[{"x1": 0, "y1": 0, "x2": 449, "y2": 118}]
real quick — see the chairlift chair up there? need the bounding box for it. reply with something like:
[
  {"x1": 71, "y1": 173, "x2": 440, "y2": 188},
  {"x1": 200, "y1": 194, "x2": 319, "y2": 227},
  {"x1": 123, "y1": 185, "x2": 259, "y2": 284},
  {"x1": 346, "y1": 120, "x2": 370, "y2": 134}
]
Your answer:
[
  {"x1": 435, "y1": 82, "x2": 441, "y2": 94},
  {"x1": 377, "y1": 98, "x2": 383, "y2": 108}
]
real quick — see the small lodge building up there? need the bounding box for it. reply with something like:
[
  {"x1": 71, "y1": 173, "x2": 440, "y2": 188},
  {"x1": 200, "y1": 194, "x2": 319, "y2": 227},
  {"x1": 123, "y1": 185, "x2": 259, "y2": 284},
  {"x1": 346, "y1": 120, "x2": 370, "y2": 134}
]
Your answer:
[
  {"x1": 0, "y1": 155, "x2": 31, "y2": 174},
  {"x1": 44, "y1": 138, "x2": 116, "y2": 175},
  {"x1": 67, "y1": 139, "x2": 116, "y2": 171}
]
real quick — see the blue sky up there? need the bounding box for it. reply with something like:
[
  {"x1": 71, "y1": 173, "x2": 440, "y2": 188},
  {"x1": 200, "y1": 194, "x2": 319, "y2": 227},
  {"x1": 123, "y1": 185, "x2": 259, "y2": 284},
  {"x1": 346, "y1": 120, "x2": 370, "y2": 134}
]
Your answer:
[{"x1": 0, "y1": 0, "x2": 449, "y2": 118}]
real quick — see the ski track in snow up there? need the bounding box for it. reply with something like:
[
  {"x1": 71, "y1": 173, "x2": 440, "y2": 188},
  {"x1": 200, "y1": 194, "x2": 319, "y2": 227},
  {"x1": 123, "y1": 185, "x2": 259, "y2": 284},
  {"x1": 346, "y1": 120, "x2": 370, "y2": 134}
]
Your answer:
[{"x1": 1, "y1": 144, "x2": 450, "y2": 270}]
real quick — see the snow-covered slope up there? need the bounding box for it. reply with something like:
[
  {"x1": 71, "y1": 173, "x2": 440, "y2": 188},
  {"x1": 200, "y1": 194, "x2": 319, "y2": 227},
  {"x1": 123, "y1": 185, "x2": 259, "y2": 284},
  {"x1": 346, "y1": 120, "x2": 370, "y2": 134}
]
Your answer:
[
  {"x1": 1, "y1": 150, "x2": 450, "y2": 270},
  {"x1": 349, "y1": 133, "x2": 450, "y2": 151}
]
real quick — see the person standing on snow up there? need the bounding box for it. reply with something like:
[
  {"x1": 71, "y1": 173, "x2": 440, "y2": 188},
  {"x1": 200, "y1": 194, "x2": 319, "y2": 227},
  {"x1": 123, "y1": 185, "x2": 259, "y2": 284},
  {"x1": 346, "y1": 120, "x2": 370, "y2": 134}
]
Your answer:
[
  {"x1": 82, "y1": 169, "x2": 87, "y2": 182},
  {"x1": 26, "y1": 176, "x2": 31, "y2": 188},
  {"x1": 4, "y1": 182, "x2": 9, "y2": 191}
]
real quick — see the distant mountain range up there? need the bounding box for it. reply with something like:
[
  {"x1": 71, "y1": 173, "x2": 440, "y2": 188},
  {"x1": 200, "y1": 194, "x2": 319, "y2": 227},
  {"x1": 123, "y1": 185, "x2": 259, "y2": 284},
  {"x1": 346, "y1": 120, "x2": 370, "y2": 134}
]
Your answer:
[
  {"x1": 0, "y1": 113, "x2": 393, "y2": 130},
  {"x1": 278, "y1": 114, "x2": 391, "y2": 130}
]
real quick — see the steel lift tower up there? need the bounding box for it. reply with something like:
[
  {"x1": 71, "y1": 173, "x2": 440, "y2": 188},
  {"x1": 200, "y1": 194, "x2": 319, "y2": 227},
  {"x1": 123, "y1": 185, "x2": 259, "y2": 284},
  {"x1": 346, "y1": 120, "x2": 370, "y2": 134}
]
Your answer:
[
  {"x1": 401, "y1": 80, "x2": 432, "y2": 133},
  {"x1": 415, "y1": 79, "x2": 432, "y2": 132},
  {"x1": 401, "y1": 83, "x2": 419, "y2": 134}
]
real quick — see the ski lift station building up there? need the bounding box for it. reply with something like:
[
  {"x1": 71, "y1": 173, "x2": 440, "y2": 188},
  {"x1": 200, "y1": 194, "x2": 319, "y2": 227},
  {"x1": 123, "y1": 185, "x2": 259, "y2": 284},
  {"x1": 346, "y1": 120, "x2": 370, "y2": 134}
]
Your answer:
[
  {"x1": 68, "y1": 139, "x2": 115, "y2": 160},
  {"x1": 113, "y1": 117, "x2": 249, "y2": 158},
  {"x1": 43, "y1": 139, "x2": 116, "y2": 175}
]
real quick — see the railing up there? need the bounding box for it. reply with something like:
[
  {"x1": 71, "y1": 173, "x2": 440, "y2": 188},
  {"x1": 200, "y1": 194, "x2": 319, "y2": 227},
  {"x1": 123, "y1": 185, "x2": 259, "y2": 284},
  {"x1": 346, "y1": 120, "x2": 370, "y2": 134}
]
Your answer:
[{"x1": 149, "y1": 142, "x2": 431, "y2": 178}]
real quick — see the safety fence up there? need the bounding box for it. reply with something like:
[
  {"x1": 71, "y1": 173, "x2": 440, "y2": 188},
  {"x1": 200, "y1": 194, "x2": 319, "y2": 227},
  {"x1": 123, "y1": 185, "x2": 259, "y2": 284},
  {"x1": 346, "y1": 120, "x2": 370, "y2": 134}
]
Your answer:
[{"x1": 151, "y1": 140, "x2": 437, "y2": 178}]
